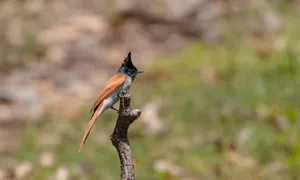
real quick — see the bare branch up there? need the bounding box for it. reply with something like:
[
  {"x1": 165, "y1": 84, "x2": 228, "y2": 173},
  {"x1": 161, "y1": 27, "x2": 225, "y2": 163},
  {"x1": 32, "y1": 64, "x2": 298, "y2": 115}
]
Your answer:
[{"x1": 110, "y1": 90, "x2": 141, "y2": 180}]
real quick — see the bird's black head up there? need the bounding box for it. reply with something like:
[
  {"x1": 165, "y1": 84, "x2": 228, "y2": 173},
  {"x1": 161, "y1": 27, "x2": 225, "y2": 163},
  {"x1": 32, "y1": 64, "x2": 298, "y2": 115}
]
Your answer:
[{"x1": 117, "y1": 52, "x2": 144, "y2": 77}]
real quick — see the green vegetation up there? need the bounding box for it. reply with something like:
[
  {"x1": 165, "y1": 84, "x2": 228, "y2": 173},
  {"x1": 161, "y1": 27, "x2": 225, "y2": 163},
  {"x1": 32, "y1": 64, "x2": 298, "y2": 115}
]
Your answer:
[{"x1": 8, "y1": 3, "x2": 300, "y2": 180}]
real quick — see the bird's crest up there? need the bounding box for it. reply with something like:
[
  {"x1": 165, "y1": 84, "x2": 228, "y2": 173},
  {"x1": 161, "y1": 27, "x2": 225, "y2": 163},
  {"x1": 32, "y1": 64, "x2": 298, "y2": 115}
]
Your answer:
[{"x1": 122, "y1": 52, "x2": 137, "y2": 70}]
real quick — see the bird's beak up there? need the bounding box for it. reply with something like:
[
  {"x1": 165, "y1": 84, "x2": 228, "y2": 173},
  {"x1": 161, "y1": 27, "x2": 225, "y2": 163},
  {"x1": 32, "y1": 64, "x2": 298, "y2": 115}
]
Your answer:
[{"x1": 137, "y1": 70, "x2": 144, "y2": 73}]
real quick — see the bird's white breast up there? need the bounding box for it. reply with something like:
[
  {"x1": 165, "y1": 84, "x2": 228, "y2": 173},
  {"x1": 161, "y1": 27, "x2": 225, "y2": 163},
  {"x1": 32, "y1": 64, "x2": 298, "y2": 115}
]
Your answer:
[
  {"x1": 97, "y1": 75, "x2": 133, "y2": 116},
  {"x1": 106, "y1": 75, "x2": 132, "y2": 106},
  {"x1": 123, "y1": 75, "x2": 133, "y2": 90}
]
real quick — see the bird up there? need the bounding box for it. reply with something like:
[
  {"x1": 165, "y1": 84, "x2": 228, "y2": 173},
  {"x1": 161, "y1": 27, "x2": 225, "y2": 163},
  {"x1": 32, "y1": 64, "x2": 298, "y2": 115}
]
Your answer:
[{"x1": 77, "y1": 52, "x2": 144, "y2": 154}]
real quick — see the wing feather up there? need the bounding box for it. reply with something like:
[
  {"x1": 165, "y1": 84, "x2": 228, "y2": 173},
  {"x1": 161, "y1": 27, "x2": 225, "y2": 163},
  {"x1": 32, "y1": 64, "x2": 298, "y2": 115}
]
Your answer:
[
  {"x1": 77, "y1": 74, "x2": 126, "y2": 154},
  {"x1": 91, "y1": 74, "x2": 126, "y2": 113}
]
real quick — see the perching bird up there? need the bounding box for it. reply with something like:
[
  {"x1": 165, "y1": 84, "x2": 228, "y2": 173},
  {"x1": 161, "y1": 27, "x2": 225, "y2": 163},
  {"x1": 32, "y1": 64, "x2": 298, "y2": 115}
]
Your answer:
[{"x1": 78, "y1": 52, "x2": 144, "y2": 153}]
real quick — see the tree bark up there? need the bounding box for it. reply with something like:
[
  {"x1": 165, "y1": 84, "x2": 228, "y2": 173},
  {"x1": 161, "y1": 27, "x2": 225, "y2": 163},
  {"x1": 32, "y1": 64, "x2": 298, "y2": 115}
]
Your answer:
[{"x1": 110, "y1": 90, "x2": 142, "y2": 180}]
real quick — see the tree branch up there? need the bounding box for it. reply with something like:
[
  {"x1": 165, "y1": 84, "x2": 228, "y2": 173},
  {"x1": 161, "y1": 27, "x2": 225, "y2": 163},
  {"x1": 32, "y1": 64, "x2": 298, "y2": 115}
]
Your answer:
[{"x1": 110, "y1": 90, "x2": 142, "y2": 180}]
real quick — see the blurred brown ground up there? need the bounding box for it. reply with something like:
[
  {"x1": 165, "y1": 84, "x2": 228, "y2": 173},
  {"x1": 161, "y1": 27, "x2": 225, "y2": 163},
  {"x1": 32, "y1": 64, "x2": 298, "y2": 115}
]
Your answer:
[{"x1": 0, "y1": 0, "x2": 295, "y2": 179}]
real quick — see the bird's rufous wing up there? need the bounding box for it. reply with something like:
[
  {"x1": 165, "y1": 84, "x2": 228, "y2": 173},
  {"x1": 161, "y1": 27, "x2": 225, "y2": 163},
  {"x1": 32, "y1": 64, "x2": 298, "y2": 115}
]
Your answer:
[{"x1": 78, "y1": 74, "x2": 126, "y2": 154}]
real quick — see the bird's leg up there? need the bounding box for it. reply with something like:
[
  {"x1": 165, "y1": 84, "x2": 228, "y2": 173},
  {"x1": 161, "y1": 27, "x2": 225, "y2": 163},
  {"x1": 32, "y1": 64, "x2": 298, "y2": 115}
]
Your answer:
[{"x1": 110, "y1": 106, "x2": 119, "y2": 113}]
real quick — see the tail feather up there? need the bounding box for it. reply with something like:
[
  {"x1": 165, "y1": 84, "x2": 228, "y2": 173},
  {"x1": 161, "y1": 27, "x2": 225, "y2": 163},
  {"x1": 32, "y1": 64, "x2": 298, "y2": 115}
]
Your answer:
[{"x1": 77, "y1": 103, "x2": 103, "y2": 154}]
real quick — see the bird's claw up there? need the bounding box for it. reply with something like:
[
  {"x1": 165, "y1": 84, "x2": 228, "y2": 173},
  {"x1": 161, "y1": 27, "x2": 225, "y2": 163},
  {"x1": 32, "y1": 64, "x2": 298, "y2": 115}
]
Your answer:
[{"x1": 111, "y1": 106, "x2": 119, "y2": 113}]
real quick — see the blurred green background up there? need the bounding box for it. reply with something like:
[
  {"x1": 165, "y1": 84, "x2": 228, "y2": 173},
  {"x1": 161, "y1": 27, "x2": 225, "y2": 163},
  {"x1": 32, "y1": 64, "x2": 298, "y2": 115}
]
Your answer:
[{"x1": 1, "y1": 0, "x2": 300, "y2": 179}]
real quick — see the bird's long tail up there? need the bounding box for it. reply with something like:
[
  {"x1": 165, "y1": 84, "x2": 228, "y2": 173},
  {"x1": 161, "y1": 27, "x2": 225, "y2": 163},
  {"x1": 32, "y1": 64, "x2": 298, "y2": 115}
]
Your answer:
[{"x1": 77, "y1": 103, "x2": 103, "y2": 154}]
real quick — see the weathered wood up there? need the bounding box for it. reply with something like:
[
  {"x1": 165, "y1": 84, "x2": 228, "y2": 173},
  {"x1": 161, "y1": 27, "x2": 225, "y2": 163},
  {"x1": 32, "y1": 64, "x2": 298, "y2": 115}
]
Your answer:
[{"x1": 110, "y1": 91, "x2": 141, "y2": 180}]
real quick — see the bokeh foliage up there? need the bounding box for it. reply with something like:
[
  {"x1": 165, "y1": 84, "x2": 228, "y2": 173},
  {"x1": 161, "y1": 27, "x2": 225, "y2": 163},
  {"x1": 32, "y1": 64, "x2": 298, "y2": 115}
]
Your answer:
[{"x1": 8, "y1": 2, "x2": 300, "y2": 180}]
